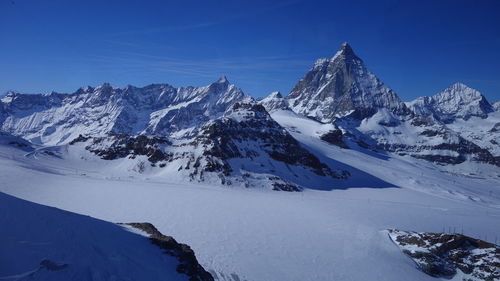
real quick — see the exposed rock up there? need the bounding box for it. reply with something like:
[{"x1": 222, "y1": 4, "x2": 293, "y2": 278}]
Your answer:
[
  {"x1": 190, "y1": 103, "x2": 350, "y2": 187},
  {"x1": 388, "y1": 229, "x2": 500, "y2": 281},
  {"x1": 75, "y1": 134, "x2": 172, "y2": 163},
  {"x1": 319, "y1": 128, "x2": 349, "y2": 148},
  {"x1": 123, "y1": 222, "x2": 214, "y2": 281}
]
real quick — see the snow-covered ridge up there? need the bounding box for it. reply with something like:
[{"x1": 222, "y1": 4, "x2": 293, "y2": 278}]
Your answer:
[
  {"x1": 407, "y1": 82, "x2": 494, "y2": 122},
  {"x1": 0, "y1": 77, "x2": 249, "y2": 145},
  {"x1": 258, "y1": 91, "x2": 289, "y2": 112}
]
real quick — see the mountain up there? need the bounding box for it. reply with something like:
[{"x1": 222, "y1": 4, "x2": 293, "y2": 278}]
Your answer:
[
  {"x1": 282, "y1": 45, "x2": 498, "y2": 167},
  {"x1": 287, "y1": 43, "x2": 409, "y2": 121},
  {"x1": 407, "y1": 83, "x2": 494, "y2": 122},
  {"x1": 0, "y1": 77, "x2": 353, "y2": 191},
  {"x1": 1, "y1": 43, "x2": 499, "y2": 189},
  {"x1": 258, "y1": 91, "x2": 289, "y2": 112},
  {"x1": 0, "y1": 76, "x2": 248, "y2": 145},
  {"x1": 73, "y1": 102, "x2": 349, "y2": 191}
]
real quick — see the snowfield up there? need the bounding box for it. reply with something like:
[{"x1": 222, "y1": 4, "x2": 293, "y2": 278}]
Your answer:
[{"x1": 1, "y1": 129, "x2": 499, "y2": 281}]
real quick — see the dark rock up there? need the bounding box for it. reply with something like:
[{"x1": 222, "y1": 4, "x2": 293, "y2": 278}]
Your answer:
[
  {"x1": 389, "y1": 229, "x2": 500, "y2": 281},
  {"x1": 85, "y1": 134, "x2": 172, "y2": 164},
  {"x1": 123, "y1": 222, "x2": 214, "y2": 281},
  {"x1": 320, "y1": 129, "x2": 349, "y2": 148}
]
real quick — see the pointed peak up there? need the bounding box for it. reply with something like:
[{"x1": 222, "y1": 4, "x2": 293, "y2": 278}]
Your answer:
[
  {"x1": 450, "y1": 82, "x2": 471, "y2": 90},
  {"x1": 340, "y1": 42, "x2": 352, "y2": 50},
  {"x1": 437, "y1": 82, "x2": 485, "y2": 101},
  {"x1": 268, "y1": 91, "x2": 282, "y2": 99},
  {"x1": 4, "y1": 90, "x2": 19, "y2": 97},
  {"x1": 445, "y1": 82, "x2": 479, "y2": 94},
  {"x1": 332, "y1": 42, "x2": 357, "y2": 60},
  {"x1": 216, "y1": 75, "x2": 229, "y2": 84},
  {"x1": 97, "y1": 82, "x2": 113, "y2": 89}
]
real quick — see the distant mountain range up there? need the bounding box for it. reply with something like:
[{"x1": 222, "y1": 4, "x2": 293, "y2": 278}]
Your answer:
[{"x1": 1, "y1": 43, "x2": 499, "y2": 190}]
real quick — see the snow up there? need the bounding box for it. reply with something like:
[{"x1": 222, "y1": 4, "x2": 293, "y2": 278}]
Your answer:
[
  {"x1": 1, "y1": 126, "x2": 500, "y2": 281},
  {"x1": 0, "y1": 192, "x2": 190, "y2": 281}
]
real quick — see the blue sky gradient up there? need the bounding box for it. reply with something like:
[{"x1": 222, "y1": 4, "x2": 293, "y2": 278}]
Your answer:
[{"x1": 1, "y1": 0, "x2": 499, "y2": 101}]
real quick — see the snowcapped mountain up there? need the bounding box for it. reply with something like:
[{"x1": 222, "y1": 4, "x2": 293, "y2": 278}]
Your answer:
[
  {"x1": 407, "y1": 83, "x2": 494, "y2": 122},
  {"x1": 70, "y1": 102, "x2": 349, "y2": 191},
  {"x1": 1, "y1": 42, "x2": 498, "y2": 192},
  {"x1": 287, "y1": 43, "x2": 409, "y2": 121},
  {"x1": 0, "y1": 76, "x2": 248, "y2": 145},
  {"x1": 258, "y1": 91, "x2": 289, "y2": 112},
  {"x1": 278, "y1": 44, "x2": 499, "y2": 167}
]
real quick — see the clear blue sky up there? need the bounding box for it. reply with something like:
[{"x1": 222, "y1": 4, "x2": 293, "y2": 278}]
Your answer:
[{"x1": 1, "y1": 0, "x2": 499, "y2": 102}]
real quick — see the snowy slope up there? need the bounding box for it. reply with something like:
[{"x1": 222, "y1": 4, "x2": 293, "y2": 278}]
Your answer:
[
  {"x1": 1, "y1": 128, "x2": 499, "y2": 281},
  {"x1": 287, "y1": 43, "x2": 409, "y2": 121},
  {"x1": 0, "y1": 191, "x2": 212, "y2": 281},
  {"x1": 271, "y1": 109, "x2": 500, "y2": 197}
]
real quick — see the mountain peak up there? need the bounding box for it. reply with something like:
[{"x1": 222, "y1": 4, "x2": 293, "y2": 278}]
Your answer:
[
  {"x1": 440, "y1": 82, "x2": 483, "y2": 99},
  {"x1": 289, "y1": 42, "x2": 407, "y2": 121},
  {"x1": 408, "y1": 82, "x2": 493, "y2": 121},
  {"x1": 216, "y1": 75, "x2": 229, "y2": 84},
  {"x1": 450, "y1": 82, "x2": 472, "y2": 91},
  {"x1": 332, "y1": 42, "x2": 357, "y2": 60},
  {"x1": 269, "y1": 91, "x2": 282, "y2": 99},
  {"x1": 259, "y1": 91, "x2": 288, "y2": 112}
]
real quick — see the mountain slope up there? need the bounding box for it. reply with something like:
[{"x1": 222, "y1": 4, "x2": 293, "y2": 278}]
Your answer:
[
  {"x1": 70, "y1": 103, "x2": 350, "y2": 191},
  {"x1": 287, "y1": 43, "x2": 409, "y2": 121}
]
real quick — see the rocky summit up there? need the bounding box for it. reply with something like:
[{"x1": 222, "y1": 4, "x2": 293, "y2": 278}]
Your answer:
[{"x1": 287, "y1": 42, "x2": 409, "y2": 121}]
